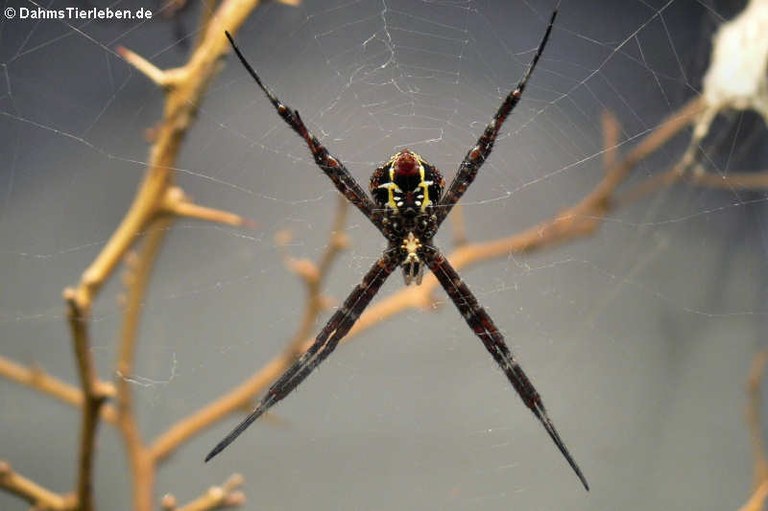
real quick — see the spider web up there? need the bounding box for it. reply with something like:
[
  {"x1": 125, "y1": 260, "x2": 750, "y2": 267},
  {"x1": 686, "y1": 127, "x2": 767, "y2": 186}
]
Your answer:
[{"x1": 1, "y1": 0, "x2": 766, "y2": 509}]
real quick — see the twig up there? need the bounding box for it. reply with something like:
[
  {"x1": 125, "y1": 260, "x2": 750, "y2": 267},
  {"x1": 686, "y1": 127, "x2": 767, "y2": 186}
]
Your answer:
[
  {"x1": 0, "y1": 356, "x2": 118, "y2": 424},
  {"x1": 162, "y1": 186, "x2": 252, "y2": 227},
  {"x1": 688, "y1": 170, "x2": 768, "y2": 190},
  {"x1": 176, "y1": 474, "x2": 245, "y2": 511},
  {"x1": 193, "y1": 0, "x2": 220, "y2": 52},
  {"x1": 116, "y1": 218, "x2": 172, "y2": 511},
  {"x1": 739, "y1": 480, "x2": 768, "y2": 511},
  {"x1": 72, "y1": 0, "x2": 275, "y2": 312},
  {"x1": 0, "y1": 461, "x2": 73, "y2": 511},
  {"x1": 69, "y1": 0, "x2": 294, "y2": 507},
  {"x1": 63, "y1": 293, "x2": 111, "y2": 511},
  {"x1": 1, "y1": 0, "x2": 295, "y2": 509},
  {"x1": 3, "y1": 0, "x2": 295, "y2": 506}
]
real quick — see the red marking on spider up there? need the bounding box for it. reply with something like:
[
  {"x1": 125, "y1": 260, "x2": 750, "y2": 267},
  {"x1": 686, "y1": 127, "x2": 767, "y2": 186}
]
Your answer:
[{"x1": 393, "y1": 149, "x2": 420, "y2": 176}]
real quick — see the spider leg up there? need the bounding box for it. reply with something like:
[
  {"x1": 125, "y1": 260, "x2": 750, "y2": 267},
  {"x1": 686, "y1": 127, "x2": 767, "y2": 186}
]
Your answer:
[
  {"x1": 205, "y1": 253, "x2": 398, "y2": 462},
  {"x1": 225, "y1": 32, "x2": 383, "y2": 231},
  {"x1": 436, "y1": 9, "x2": 557, "y2": 227},
  {"x1": 422, "y1": 246, "x2": 589, "y2": 491}
]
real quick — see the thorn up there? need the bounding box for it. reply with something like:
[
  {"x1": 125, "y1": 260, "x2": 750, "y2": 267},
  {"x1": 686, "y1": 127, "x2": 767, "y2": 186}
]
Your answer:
[
  {"x1": 118, "y1": 46, "x2": 170, "y2": 89},
  {"x1": 170, "y1": 199, "x2": 250, "y2": 227}
]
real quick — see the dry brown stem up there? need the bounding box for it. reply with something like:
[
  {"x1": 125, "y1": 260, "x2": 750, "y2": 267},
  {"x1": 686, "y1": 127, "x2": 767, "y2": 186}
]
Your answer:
[
  {"x1": 2, "y1": 0, "x2": 290, "y2": 509},
  {"x1": 100, "y1": 1, "x2": 279, "y2": 508},
  {"x1": 64, "y1": 292, "x2": 112, "y2": 511},
  {"x1": 0, "y1": 461, "x2": 74, "y2": 511},
  {"x1": 175, "y1": 474, "x2": 245, "y2": 511},
  {"x1": 193, "y1": 0, "x2": 220, "y2": 52},
  {"x1": 739, "y1": 480, "x2": 768, "y2": 511},
  {"x1": 0, "y1": 356, "x2": 118, "y2": 423},
  {"x1": 74, "y1": 0, "x2": 256, "y2": 312},
  {"x1": 116, "y1": 218, "x2": 173, "y2": 511}
]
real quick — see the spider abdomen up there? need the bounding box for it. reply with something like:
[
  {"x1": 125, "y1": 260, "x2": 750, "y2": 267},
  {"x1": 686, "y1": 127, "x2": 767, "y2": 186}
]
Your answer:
[{"x1": 370, "y1": 149, "x2": 444, "y2": 215}]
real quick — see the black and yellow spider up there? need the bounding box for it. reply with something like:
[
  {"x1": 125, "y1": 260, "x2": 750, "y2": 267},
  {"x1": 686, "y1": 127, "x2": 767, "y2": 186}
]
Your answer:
[{"x1": 208, "y1": 9, "x2": 588, "y2": 491}]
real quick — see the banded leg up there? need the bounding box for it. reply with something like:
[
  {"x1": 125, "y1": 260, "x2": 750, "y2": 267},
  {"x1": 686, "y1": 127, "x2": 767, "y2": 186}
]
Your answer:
[
  {"x1": 436, "y1": 10, "x2": 556, "y2": 226},
  {"x1": 422, "y1": 246, "x2": 589, "y2": 490},
  {"x1": 205, "y1": 253, "x2": 398, "y2": 462},
  {"x1": 226, "y1": 32, "x2": 383, "y2": 231}
]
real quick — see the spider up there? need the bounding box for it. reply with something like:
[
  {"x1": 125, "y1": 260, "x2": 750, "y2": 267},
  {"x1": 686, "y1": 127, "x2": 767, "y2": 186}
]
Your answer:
[{"x1": 208, "y1": 9, "x2": 589, "y2": 491}]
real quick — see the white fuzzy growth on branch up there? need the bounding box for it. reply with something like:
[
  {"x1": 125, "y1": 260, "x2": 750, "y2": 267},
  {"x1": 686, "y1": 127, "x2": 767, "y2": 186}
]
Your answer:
[
  {"x1": 702, "y1": 0, "x2": 768, "y2": 117},
  {"x1": 681, "y1": 0, "x2": 768, "y2": 173}
]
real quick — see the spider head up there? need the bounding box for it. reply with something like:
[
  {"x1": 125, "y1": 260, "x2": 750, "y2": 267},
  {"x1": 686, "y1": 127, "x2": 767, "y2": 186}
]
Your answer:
[{"x1": 370, "y1": 149, "x2": 444, "y2": 216}]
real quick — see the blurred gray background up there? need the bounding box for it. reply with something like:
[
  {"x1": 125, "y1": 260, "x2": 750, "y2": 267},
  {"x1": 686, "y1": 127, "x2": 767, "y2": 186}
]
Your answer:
[{"x1": 1, "y1": 0, "x2": 766, "y2": 509}]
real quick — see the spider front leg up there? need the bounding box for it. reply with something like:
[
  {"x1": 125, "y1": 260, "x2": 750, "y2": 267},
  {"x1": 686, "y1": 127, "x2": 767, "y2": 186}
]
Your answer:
[
  {"x1": 436, "y1": 9, "x2": 556, "y2": 227},
  {"x1": 205, "y1": 253, "x2": 399, "y2": 462},
  {"x1": 225, "y1": 32, "x2": 384, "y2": 231},
  {"x1": 422, "y1": 246, "x2": 589, "y2": 490}
]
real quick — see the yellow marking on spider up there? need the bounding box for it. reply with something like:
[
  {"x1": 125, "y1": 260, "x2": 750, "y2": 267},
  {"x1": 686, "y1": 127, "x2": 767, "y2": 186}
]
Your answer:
[
  {"x1": 377, "y1": 180, "x2": 402, "y2": 210},
  {"x1": 378, "y1": 150, "x2": 435, "y2": 212},
  {"x1": 402, "y1": 232, "x2": 422, "y2": 261}
]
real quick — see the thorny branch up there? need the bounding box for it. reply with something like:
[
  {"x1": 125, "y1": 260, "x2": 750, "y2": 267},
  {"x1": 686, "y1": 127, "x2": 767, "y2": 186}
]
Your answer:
[
  {"x1": 161, "y1": 474, "x2": 245, "y2": 511},
  {"x1": 1, "y1": 0, "x2": 293, "y2": 510},
  {"x1": 64, "y1": 292, "x2": 113, "y2": 511},
  {"x1": 2, "y1": 3, "x2": 768, "y2": 510}
]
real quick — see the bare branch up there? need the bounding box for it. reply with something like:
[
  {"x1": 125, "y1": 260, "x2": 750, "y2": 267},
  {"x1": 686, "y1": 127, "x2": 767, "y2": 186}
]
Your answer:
[
  {"x1": 739, "y1": 480, "x2": 768, "y2": 511},
  {"x1": 0, "y1": 461, "x2": 73, "y2": 511},
  {"x1": 163, "y1": 186, "x2": 254, "y2": 227},
  {"x1": 0, "y1": 356, "x2": 118, "y2": 423},
  {"x1": 176, "y1": 474, "x2": 245, "y2": 511},
  {"x1": 63, "y1": 291, "x2": 110, "y2": 511}
]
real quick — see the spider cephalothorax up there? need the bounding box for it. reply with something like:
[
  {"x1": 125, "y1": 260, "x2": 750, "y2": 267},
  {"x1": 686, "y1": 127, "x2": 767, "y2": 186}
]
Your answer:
[{"x1": 214, "y1": 11, "x2": 589, "y2": 491}]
